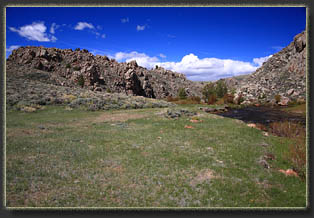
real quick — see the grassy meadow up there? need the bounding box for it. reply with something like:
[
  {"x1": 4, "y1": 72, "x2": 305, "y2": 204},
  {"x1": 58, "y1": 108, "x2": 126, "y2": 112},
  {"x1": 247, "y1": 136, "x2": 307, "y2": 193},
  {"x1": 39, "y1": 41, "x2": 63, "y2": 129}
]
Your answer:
[{"x1": 5, "y1": 105, "x2": 307, "y2": 208}]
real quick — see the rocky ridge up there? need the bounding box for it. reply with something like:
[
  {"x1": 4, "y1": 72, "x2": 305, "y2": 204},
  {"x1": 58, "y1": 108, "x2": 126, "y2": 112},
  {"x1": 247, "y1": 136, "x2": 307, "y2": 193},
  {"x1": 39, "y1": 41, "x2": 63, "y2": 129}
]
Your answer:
[
  {"x1": 6, "y1": 46, "x2": 203, "y2": 99},
  {"x1": 222, "y1": 31, "x2": 306, "y2": 105},
  {"x1": 6, "y1": 68, "x2": 175, "y2": 111}
]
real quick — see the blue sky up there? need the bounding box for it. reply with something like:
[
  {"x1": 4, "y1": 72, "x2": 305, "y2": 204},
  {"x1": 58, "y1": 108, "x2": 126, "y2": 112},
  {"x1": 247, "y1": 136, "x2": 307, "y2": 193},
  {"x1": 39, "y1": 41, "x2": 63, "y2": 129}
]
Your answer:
[{"x1": 6, "y1": 7, "x2": 306, "y2": 81}]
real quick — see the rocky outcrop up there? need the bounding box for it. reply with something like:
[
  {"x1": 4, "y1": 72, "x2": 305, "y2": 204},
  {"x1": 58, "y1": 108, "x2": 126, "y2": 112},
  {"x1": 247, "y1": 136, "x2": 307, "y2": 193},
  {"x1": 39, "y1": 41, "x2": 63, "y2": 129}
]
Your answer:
[
  {"x1": 222, "y1": 30, "x2": 306, "y2": 104},
  {"x1": 7, "y1": 46, "x2": 203, "y2": 99}
]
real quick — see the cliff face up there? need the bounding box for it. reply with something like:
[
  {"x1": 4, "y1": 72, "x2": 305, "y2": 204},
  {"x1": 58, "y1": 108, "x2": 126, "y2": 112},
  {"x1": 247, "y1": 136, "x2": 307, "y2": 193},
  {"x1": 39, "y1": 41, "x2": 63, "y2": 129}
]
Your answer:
[
  {"x1": 222, "y1": 31, "x2": 306, "y2": 104},
  {"x1": 6, "y1": 46, "x2": 203, "y2": 99}
]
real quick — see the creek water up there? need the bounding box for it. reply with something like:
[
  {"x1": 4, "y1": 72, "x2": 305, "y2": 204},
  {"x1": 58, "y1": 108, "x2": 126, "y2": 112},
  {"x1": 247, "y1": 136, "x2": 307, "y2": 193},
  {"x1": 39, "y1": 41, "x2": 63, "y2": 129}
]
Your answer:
[{"x1": 216, "y1": 106, "x2": 306, "y2": 127}]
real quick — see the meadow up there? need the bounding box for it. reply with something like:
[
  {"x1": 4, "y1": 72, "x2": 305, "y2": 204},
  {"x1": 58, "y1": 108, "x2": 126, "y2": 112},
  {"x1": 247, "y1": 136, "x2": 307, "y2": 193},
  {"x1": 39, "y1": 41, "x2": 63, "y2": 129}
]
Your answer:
[{"x1": 6, "y1": 104, "x2": 307, "y2": 208}]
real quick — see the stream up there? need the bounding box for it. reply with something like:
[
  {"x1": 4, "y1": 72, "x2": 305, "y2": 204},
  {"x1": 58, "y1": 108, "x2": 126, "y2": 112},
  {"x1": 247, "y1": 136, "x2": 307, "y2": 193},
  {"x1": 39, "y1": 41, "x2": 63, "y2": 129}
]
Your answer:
[{"x1": 216, "y1": 106, "x2": 306, "y2": 127}]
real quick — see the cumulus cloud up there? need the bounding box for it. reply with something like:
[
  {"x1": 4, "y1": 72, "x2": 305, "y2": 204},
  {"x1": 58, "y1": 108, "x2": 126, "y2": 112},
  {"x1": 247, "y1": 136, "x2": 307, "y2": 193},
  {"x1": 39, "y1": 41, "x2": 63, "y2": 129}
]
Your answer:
[
  {"x1": 74, "y1": 22, "x2": 94, "y2": 30},
  {"x1": 114, "y1": 51, "x2": 159, "y2": 68},
  {"x1": 253, "y1": 55, "x2": 272, "y2": 66},
  {"x1": 121, "y1": 17, "x2": 129, "y2": 23},
  {"x1": 136, "y1": 25, "x2": 146, "y2": 31},
  {"x1": 50, "y1": 22, "x2": 59, "y2": 34},
  {"x1": 113, "y1": 51, "x2": 273, "y2": 81},
  {"x1": 156, "y1": 54, "x2": 259, "y2": 81},
  {"x1": 6, "y1": 45, "x2": 20, "y2": 52},
  {"x1": 9, "y1": 22, "x2": 56, "y2": 42}
]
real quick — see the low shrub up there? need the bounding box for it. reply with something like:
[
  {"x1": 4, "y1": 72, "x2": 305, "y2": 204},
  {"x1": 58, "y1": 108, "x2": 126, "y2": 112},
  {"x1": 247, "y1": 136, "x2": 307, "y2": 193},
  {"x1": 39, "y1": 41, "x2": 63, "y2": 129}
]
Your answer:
[
  {"x1": 223, "y1": 94, "x2": 234, "y2": 104},
  {"x1": 63, "y1": 94, "x2": 77, "y2": 103},
  {"x1": 66, "y1": 63, "x2": 71, "y2": 69},
  {"x1": 189, "y1": 96, "x2": 201, "y2": 104},
  {"x1": 269, "y1": 121, "x2": 306, "y2": 179},
  {"x1": 274, "y1": 94, "x2": 281, "y2": 103},
  {"x1": 269, "y1": 121, "x2": 304, "y2": 138},
  {"x1": 178, "y1": 88, "x2": 187, "y2": 99},
  {"x1": 207, "y1": 94, "x2": 217, "y2": 105},
  {"x1": 77, "y1": 75, "x2": 85, "y2": 88},
  {"x1": 288, "y1": 135, "x2": 306, "y2": 179},
  {"x1": 167, "y1": 95, "x2": 202, "y2": 105},
  {"x1": 166, "y1": 96, "x2": 179, "y2": 102},
  {"x1": 216, "y1": 98, "x2": 225, "y2": 105}
]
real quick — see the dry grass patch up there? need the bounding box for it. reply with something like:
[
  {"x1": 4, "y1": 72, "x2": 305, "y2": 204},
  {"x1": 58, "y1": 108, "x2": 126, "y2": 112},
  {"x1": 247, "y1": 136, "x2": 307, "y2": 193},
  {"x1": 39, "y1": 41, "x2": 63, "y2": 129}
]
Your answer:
[
  {"x1": 92, "y1": 109, "x2": 160, "y2": 123},
  {"x1": 190, "y1": 169, "x2": 220, "y2": 187}
]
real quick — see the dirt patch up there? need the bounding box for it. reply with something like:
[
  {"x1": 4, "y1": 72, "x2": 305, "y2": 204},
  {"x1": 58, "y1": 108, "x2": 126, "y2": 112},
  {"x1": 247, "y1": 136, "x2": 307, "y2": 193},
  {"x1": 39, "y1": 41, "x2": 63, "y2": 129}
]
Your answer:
[
  {"x1": 6, "y1": 128, "x2": 53, "y2": 138},
  {"x1": 190, "y1": 169, "x2": 220, "y2": 187},
  {"x1": 93, "y1": 111, "x2": 151, "y2": 123}
]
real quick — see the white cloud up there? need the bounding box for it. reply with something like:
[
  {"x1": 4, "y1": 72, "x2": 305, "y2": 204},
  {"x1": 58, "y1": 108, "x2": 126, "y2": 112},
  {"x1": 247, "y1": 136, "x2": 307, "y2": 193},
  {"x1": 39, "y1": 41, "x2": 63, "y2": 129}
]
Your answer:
[
  {"x1": 113, "y1": 52, "x2": 272, "y2": 81},
  {"x1": 159, "y1": 53, "x2": 166, "y2": 58},
  {"x1": 121, "y1": 17, "x2": 129, "y2": 23},
  {"x1": 101, "y1": 34, "x2": 106, "y2": 38},
  {"x1": 6, "y1": 45, "x2": 20, "y2": 52},
  {"x1": 9, "y1": 22, "x2": 56, "y2": 42},
  {"x1": 51, "y1": 36, "x2": 57, "y2": 42},
  {"x1": 50, "y1": 23, "x2": 59, "y2": 34},
  {"x1": 253, "y1": 55, "x2": 272, "y2": 67},
  {"x1": 156, "y1": 54, "x2": 259, "y2": 81},
  {"x1": 74, "y1": 22, "x2": 94, "y2": 30},
  {"x1": 96, "y1": 25, "x2": 103, "y2": 30},
  {"x1": 114, "y1": 51, "x2": 159, "y2": 68},
  {"x1": 136, "y1": 25, "x2": 146, "y2": 31}
]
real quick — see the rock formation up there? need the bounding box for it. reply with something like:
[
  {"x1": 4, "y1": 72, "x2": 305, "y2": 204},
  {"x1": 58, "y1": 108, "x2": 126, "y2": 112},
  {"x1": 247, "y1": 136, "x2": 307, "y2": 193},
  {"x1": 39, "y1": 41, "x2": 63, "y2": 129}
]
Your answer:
[
  {"x1": 222, "y1": 30, "x2": 306, "y2": 105},
  {"x1": 6, "y1": 46, "x2": 203, "y2": 99}
]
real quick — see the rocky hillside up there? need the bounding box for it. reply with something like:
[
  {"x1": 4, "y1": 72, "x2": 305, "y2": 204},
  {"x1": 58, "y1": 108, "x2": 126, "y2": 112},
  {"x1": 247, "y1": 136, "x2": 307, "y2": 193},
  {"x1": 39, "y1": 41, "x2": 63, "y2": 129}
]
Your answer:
[
  {"x1": 222, "y1": 30, "x2": 306, "y2": 105},
  {"x1": 6, "y1": 66, "x2": 175, "y2": 112},
  {"x1": 6, "y1": 46, "x2": 203, "y2": 99}
]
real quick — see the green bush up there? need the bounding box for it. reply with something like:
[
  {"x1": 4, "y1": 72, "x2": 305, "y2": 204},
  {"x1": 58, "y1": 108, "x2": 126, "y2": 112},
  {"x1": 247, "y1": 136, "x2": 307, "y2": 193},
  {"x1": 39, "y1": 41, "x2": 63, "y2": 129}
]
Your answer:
[
  {"x1": 202, "y1": 82, "x2": 216, "y2": 103},
  {"x1": 178, "y1": 88, "x2": 187, "y2": 99},
  {"x1": 216, "y1": 80, "x2": 228, "y2": 98},
  {"x1": 66, "y1": 63, "x2": 71, "y2": 69},
  {"x1": 202, "y1": 80, "x2": 228, "y2": 103},
  {"x1": 77, "y1": 75, "x2": 85, "y2": 88}
]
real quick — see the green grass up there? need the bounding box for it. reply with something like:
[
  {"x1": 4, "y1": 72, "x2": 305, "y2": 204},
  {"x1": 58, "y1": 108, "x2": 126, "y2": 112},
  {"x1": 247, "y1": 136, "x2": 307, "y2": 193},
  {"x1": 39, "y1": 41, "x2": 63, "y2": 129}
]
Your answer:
[{"x1": 6, "y1": 105, "x2": 307, "y2": 208}]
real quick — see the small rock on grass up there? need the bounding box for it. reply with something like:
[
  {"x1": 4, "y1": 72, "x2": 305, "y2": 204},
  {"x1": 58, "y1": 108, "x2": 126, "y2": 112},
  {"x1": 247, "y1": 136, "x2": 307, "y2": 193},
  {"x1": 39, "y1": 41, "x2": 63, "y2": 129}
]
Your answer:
[
  {"x1": 184, "y1": 125, "x2": 194, "y2": 129},
  {"x1": 258, "y1": 159, "x2": 270, "y2": 169},
  {"x1": 38, "y1": 125, "x2": 46, "y2": 130},
  {"x1": 278, "y1": 169, "x2": 298, "y2": 177}
]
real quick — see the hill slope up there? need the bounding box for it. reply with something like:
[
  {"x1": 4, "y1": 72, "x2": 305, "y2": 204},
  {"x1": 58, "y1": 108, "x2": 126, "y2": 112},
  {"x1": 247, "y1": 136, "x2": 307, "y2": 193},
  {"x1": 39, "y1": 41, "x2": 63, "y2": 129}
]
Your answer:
[{"x1": 222, "y1": 31, "x2": 306, "y2": 104}]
